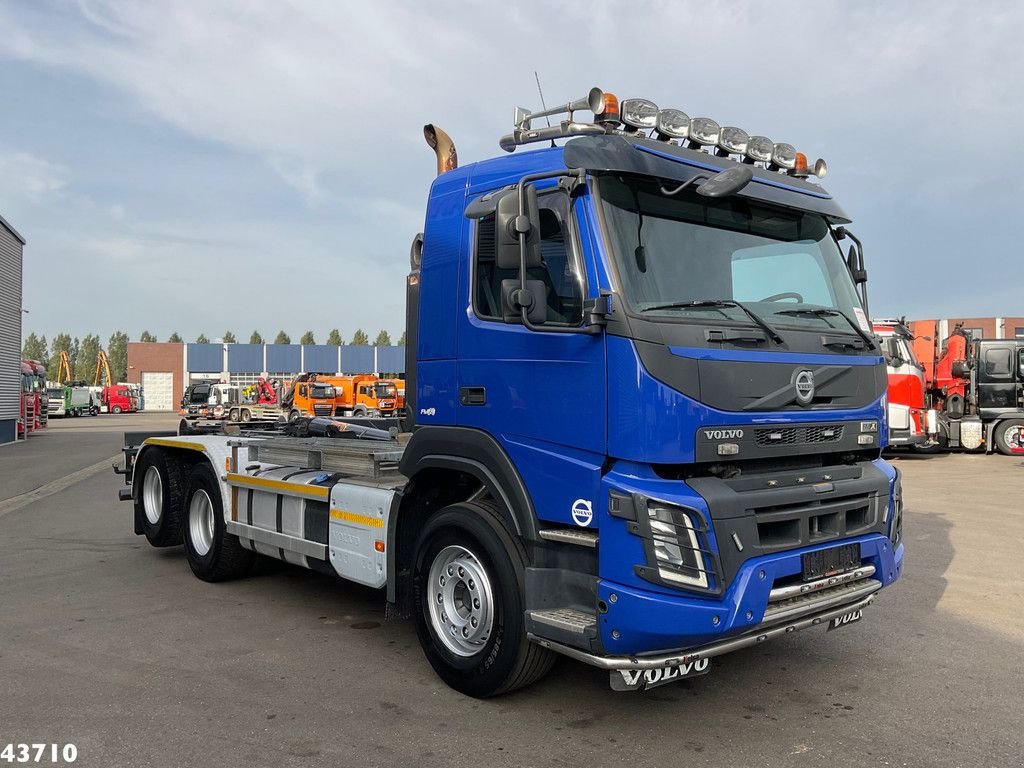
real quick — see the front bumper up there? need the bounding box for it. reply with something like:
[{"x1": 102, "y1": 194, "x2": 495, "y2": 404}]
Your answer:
[
  {"x1": 594, "y1": 533, "x2": 901, "y2": 656},
  {"x1": 887, "y1": 426, "x2": 926, "y2": 447},
  {"x1": 532, "y1": 587, "x2": 878, "y2": 671}
]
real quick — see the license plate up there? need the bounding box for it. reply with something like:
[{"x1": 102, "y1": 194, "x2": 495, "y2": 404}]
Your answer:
[
  {"x1": 802, "y1": 542, "x2": 860, "y2": 581},
  {"x1": 827, "y1": 608, "x2": 864, "y2": 632},
  {"x1": 610, "y1": 658, "x2": 711, "y2": 692}
]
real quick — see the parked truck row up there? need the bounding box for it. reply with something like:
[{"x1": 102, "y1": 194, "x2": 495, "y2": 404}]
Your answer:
[
  {"x1": 115, "y1": 87, "x2": 903, "y2": 697},
  {"x1": 875, "y1": 318, "x2": 1024, "y2": 455},
  {"x1": 180, "y1": 374, "x2": 405, "y2": 423}
]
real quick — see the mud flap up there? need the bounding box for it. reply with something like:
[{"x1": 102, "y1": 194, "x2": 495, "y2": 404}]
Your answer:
[{"x1": 610, "y1": 658, "x2": 711, "y2": 691}]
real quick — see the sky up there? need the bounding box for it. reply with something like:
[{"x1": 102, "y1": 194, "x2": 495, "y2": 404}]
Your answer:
[{"x1": 1, "y1": 0, "x2": 1021, "y2": 344}]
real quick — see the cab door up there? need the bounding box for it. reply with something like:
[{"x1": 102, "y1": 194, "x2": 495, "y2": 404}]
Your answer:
[
  {"x1": 456, "y1": 185, "x2": 607, "y2": 528},
  {"x1": 976, "y1": 343, "x2": 1017, "y2": 417}
]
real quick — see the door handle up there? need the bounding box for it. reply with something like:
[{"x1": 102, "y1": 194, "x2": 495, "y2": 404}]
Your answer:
[{"x1": 459, "y1": 387, "x2": 486, "y2": 406}]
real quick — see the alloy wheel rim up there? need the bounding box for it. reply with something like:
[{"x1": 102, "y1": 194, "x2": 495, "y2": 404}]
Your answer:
[
  {"x1": 426, "y1": 545, "x2": 495, "y2": 657},
  {"x1": 189, "y1": 489, "x2": 215, "y2": 556},
  {"x1": 142, "y1": 466, "x2": 163, "y2": 525}
]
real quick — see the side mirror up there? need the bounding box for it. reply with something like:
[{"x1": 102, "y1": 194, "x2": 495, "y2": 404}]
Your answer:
[
  {"x1": 496, "y1": 185, "x2": 542, "y2": 270},
  {"x1": 847, "y1": 244, "x2": 867, "y2": 284},
  {"x1": 501, "y1": 279, "x2": 547, "y2": 324}
]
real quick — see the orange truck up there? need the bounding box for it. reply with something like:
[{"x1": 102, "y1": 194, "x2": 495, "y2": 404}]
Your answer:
[{"x1": 319, "y1": 375, "x2": 399, "y2": 417}]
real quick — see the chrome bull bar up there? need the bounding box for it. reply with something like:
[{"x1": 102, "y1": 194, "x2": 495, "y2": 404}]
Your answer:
[{"x1": 528, "y1": 585, "x2": 879, "y2": 671}]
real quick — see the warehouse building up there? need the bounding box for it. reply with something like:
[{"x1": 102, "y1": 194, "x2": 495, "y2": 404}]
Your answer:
[
  {"x1": 0, "y1": 213, "x2": 26, "y2": 444},
  {"x1": 127, "y1": 342, "x2": 405, "y2": 411}
]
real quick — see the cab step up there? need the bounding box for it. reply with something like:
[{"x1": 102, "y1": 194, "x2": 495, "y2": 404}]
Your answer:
[{"x1": 527, "y1": 607, "x2": 597, "y2": 635}]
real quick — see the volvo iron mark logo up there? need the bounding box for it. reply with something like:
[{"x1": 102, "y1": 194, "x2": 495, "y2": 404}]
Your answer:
[{"x1": 793, "y1": 369, "x2": 815, "y2": 406}]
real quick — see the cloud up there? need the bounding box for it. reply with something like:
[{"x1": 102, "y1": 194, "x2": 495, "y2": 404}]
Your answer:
[{"x1": 0, "y1": 151, "x2": 68, "y2": 203}]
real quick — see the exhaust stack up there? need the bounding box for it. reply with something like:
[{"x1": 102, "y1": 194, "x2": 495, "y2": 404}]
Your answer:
[{"x1": 423, "y1": 124, "x2": 458, "y2": 175}]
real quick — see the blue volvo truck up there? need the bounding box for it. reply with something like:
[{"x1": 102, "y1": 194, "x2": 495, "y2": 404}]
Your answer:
[{"x1": 115, "y1": 88, "x2": 903, "y2": 697}]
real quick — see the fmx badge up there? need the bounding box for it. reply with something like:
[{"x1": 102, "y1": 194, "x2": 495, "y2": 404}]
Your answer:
[{"x1": 571, "y1": 499, "x2": 593, "y2": 527}]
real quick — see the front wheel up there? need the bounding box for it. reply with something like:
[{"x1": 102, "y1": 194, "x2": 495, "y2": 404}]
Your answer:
[
  {"x1": 182, "y1": 463, "x2": 254, "y2": 582},
  {"x1": 413, "y1": 501, "x2": 554, "y2": 697},
  {"x1": 112, "y1": 405, "x2": 123, "y2": 414},
  {"x1": 994, "y1": 419, "x2": 1024, "y2": 455},
  {"x1": 228, "y1": 408, "x2": 239, "y2": 421}
]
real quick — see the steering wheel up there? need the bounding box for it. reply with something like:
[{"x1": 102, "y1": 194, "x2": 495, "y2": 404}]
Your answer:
[{"x1": 759, "y1": 291, "x2": 804, "y2": 303}]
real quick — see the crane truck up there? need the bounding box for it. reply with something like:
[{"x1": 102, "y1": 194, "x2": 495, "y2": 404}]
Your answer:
[
  {"x1": 924, "y1": 324, "x2": 1024, "y2": 454},
  {"x1": 873, "y1": 319, "x2": 936, "y2": 448},
  {"x1": 114, "y1": 88, "x2": 903, "y2": 697}
]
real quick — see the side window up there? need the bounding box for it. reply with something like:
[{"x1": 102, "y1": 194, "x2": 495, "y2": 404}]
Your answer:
[
  {"x1": 983, "y1": 348, "x2": 1012, "y2": 378},
  {"x1": 299, "y1": 385, "x2": 307, "y2": 397},
  {"x1": 473, "y1": 193, "x2": 584, "y2": 325}
]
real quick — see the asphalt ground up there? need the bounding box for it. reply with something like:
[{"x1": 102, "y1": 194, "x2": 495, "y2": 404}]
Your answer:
[{"x1": 1, "y1": 420, "x2": 1022, "y2": 768}]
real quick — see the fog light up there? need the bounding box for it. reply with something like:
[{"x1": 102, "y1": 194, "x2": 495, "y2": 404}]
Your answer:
[
  {"x1": 656, "y1": 108, "x2": 690, "y2": 140},
  {"x1": 718, "y1": 126, "x2": 749, "y2": 154},
  {"x1": 857, "y1": 434, "x2": 875, "y2": 445},
  {"x1": 620, "y1": 98, "x2": 659, "y2": 129},
  {"x1": 688, "y1": 117, "x2": 721, "y2": 146},
  {"x1": 771, "y1": 142, "x2": 797, "y2": 169},
  {"x1": 746, "y1": 135, "x2": 774, "y2": 162},
  {"x1": 717, "y1": 443, "x2": 739, "y2": 456}
]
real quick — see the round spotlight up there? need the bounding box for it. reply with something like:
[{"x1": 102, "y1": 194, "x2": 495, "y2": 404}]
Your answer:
[
  {"x1": 655, "y1": 109, "x2": 690, "y2": 140},
  {"x1": 718, "y1": 126, "x2": 749, "y2": 155},
  {"x1": 620, "y1": 99, "x2": 659, "y2": 129},
  {"x1": 772, "y1": 142, "x2": 797, "y2": 170},
  {"x1": 688, "y1": 117, "x2": 721, "y2": 146},
  {"x1": 746, "y1": 135, "x2": 774, "y2": 163},
  {"x1": 813, "y1": 158, "x2": 828, "y2": 178}
]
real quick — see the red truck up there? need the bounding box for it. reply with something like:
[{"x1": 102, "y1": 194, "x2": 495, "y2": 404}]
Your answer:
[{"x1": 102, "y1": 384, "x2": 137, "y2": 414}]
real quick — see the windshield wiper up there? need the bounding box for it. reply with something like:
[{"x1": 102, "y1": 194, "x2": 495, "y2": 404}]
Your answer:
[
  {"x1": 641, "y1": 299, "x2": 784, "y2": 344},
  {"x1": 773, "y1": 308, "x2": 876, "y2": 349}
]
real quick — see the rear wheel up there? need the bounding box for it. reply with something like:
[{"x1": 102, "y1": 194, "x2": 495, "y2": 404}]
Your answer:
[
  {"x1": 413, "y1": 500, "x2": 554, "y2": 697},
  {"x1": 182, "y1": 463, "x2": 254, "y2": 582},
  {"x1": 228, "y1": 408, "x2": 239, "y2": 421},
  {"x1": 240, "y1": 408, "x2": 252, "y2": 423},
  {"x1": 994, "y1": 419, "x2": 1024, "y2": 455},
  {"x1": 134, "y1": 449, "x2": 186, "y2": 547}
]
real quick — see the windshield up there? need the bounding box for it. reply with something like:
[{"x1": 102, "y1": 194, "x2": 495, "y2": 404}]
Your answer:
[
  {"x1": 598, "y1": 175, "x2": 865, "y2": 333},
  {"x1": 47, "y1": 388, "x2": 63, "y2": 398},
  {"x1": 188, "y1": 385, "x2": 212, "y2": 403},
  {"x1": 374, "y1": 383, "x2": 397, "y2": 398},
  {"x1": 311, "y1": 384, "x2": 336, "y2": 399}
]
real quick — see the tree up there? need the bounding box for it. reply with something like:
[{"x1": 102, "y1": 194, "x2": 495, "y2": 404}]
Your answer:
[
  {"x1": 350, "y1": 329, "x2": 369, "y2": 346},
  {"x1": 223, "y1": 331, "x2": 237, "y2": 344},
  {"x1": 196, "y1": 334, "x2": 210, "y2": 344},
  {"x1": 167, "y1": 332, "x2": 183, "y2": 343},
  {"x1": 22, "y1": 332, "x2": 47, "y2": 362},
  {"x1": 49, "y1": 333, "x2": 72, "y2": 378},
  {"x1": 70, "y1": 337, "x2": 81, "y2": 376},
  {"x1": 74, "y1": 335, "x2": 99, "y2": 381},
  {"x1": 107, "y1": 331, "x2": 129, "y2": 383},
  {"x1": 249, "y1": 330, "x2": 264, "y2": 344},
  {"x1": 300, "y1": 331, "x2": 316, "y2": 345},
  {"x1": 397, "y1": 331, "x2": 407, "y2": 347},
  {"x1": 274, "y1": 330, "x2": 291, "y2": 344},
  {"x1": 326, "y1": 328, "x2": 343, "y2": 346},
  {"x1": 374, "y1": 330, "x2": 392, "y2": 346},
  {"x1": 139, "y1": 330, "x2": 157, "y2": 343}
]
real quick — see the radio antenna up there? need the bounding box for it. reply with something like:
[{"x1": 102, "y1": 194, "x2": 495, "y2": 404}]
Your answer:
[{"x1": 534, "y1": 71, "x2": 557, "y2": 147}]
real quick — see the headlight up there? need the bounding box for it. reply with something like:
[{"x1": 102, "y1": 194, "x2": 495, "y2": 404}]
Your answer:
[
  {"x1": 655, "y1": 108, "x2": 690, "y2": 139},
  {"x1": 647, "y1": 503, "x2": 710, "y2": 589},
  {"x1": 771, "y1": 142, "x2": 797, "y2": 169},
  {"x1": 718, "y1": 126, "x2": 749, "y2": 154},
  {"x1": 746, "y1": 135, "x2": 774, "y2": 162},
  {"x1": 688, "y1": 117, "x2": 721, "y2": 146},
  {"x1": 620, "y1": 98, "x2": 659, "y2": 129}
]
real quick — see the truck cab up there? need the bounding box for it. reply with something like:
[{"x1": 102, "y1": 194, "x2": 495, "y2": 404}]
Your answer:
[{"x1": 873, "y1": 319, "x2": 934, "y2": 447}]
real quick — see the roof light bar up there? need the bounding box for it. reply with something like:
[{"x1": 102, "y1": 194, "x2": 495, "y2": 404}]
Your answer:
[{"x1": 496, "y1": 88, "x2": 827, "y2": 176}]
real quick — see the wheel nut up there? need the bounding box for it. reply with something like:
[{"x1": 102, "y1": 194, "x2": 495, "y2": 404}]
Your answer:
[
  {"x1": 462, "y1": 627, "x2": 469, "y2": 637},
  {"x1": 436, "y1": 594, "x2": 443, "y2": 603},
  {"x1": 468, "y1": 579, "x2": 475, "y2": 589},
  {"x1": 471, "y1": 618, "x2": 477, "y2": 627},
  {"x1": 473, "y1": 599, "x2": 480, "y2": 609},
  {"x1": 447, "y1": 566, "x2": 454, "y2": 576},
  {"x1": 458, "y1": 567, "x2": 465, "y2": 578}
]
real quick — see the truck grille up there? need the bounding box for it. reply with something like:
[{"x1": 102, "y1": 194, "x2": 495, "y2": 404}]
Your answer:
[
  {"x1": 313, "y1": 404, "x2": 333, "y2": 416},
  {"x1": 754, "y1": 424, "x2": 844, "y2": 447},
  {"x1": 752, "y1": 493, "x2": 874, "y2": 548}
]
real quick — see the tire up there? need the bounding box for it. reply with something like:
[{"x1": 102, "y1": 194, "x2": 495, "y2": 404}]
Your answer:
[
  {"x1": 288, "y1": 409, "x2": 300, "y2": 422},
  {"x1": 413, "y1": 500, "x2": 554, "y2": 698},
  {"x1": 228, "y1": 408, "x2": 239, "y2": 422},
  {"x1": 182, "y1": 463, "x2": 254, "y2": 582},
  {"x1": 240, "y1": 409, "x2": 252, "y2": 423},
  {"x1": 354, "y1": 407, "x2": 368, "y2": 417},
  {"x1": 994, "y1": 419, "x2": 1024, "y2": 456},
  {"x1": 112, "y1": 405, "x2": 122, "y2": 414},
  {"x1": 134, "y1": 448, "x2": 186, "y2": 547}
]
